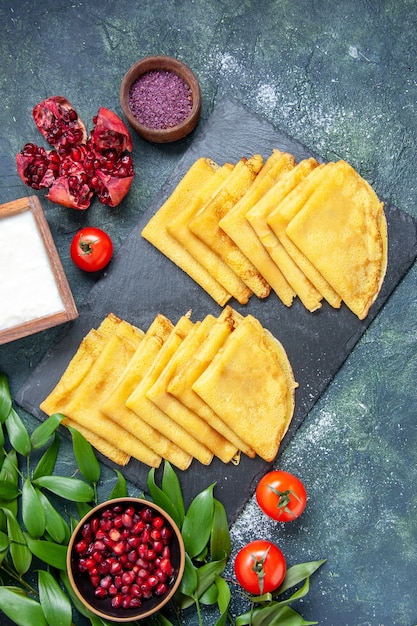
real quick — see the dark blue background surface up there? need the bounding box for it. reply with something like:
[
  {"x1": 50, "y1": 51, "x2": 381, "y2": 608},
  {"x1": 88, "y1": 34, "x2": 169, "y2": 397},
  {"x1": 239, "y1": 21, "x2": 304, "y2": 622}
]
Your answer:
[{"x1": 1, "y1": 2, "x2": 416, "y2": 625}]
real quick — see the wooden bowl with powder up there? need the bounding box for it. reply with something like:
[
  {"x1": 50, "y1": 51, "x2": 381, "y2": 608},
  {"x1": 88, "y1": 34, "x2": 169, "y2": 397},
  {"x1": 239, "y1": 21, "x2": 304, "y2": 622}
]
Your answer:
[{"x1": 120, "y1": 55, "x2": 202, "y2": 143}]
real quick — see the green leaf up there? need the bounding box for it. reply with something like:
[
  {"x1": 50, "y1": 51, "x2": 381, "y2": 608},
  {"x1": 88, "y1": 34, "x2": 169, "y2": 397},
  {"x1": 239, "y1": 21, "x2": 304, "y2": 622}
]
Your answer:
[
  {"x1": 199, "y1": 581, "x2": 218, "y2": 605},
  {"x1": 194, "y1": 559, "x2": 227, "y2": 600},
  {"x1": 60, "y1": 570, "x2": 92, "y2": 618},
  {"x1": 215, "y1": 574, "x2": 231, "y2": 616},
  {"x1": 24, "y1": 534, "x2": 68, "y2": 570},
  {"x1": 210, "y1": 498, "x2": 231, "y2": 561},
  {"x1": 0, "y1": 372, "x2": 12, "y2": 423},
  {"x1": 69, "y1": 426, "x2": 101, "y2": 484},
  {"x1": 0, "y1": 479, "x2": 19, "y2": 500},
  {"x1": 276, "y1": 559, "x2": 326, "y2": 596},
  {"x1": 0, "y1": 586, "x2": 48, "y2": 626},
  {"x1": 0, "y1": 529, "x2": 9, "y2": 551},
  {"x1": 3, "y1": 509, "x2": 32, "y2": 574},
  {"x1": 30, "y1": 413, "x2": 65, "y2": 449},
  {"x1": 109, "y1": 469, "x2": 128, "y2": 499},
  {"x1": 36, "y1": 489, "x2": 70, "y2": 544},
  {"x1": 38, "y1": 569, "x2": 73, "y2": 626},
  {"x1": 32, "y1": 432, "x2": 60, "y2": 479},
  {"x1": 0, "y1": 423, "x2": 4, "y2": 449},
  {"x1": 4, "y1": 407, "x2": 31, "y2": 456},
  {"x1": 181, "y1": 483, "x2": 215, "y2": 558},
  {"x1": 161, "y1": 461, "x2": 185, "y2": 525},
  {"x1": 33, "y1": 475, "x2": 95, "y2": 502},
  {"x1": 252, "y1": 603, "x2": 317, "y2": 626},
  {"x1": 147, "y1": 468, "x2": 183, "y2": 529},
  {"x1": 178, "y1": 552, "x2": 198, "y2": 598},
  {"x1": 22, "y1": 477, "x2": 46, "y2": 537}
]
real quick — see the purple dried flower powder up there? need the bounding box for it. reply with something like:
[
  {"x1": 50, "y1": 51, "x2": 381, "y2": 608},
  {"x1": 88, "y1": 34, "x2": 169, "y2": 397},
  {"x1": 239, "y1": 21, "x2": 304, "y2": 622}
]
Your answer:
[{"x1": 129, "y1": 70, "x2": 193, "y2": 130}]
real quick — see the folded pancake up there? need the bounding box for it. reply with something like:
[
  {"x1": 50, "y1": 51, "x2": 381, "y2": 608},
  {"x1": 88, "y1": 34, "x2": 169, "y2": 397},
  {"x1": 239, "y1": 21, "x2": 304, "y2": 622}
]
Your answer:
[
  {"x1": 126, "y1": 315, "x2": 214, "y2": 466},
  {"x1": 146, "y1": 318, "x2": 239, "y2": 464},
  {"x1": 192, "y1": 315, "x2": 297, "y2": 462},
  {"x1": 286, "y1": 159, "x2": 387, "y2": 319},
  {"x1": 141, "y1": 157, "x2": 231, "y2": 306},
  {"x1": 219, "y1": 149, "x2": 296, "y2": 306},
  {"x1": 266, "y1": 162, "x2": 342, "y2": 309},
  {"x1": 246, "y1": 159, "x2": 324, "y2": 312},
  {"x1": 40, "y1": 314, "x2": 130, "y2": 466},
  {"x1": 60, "y1": 320, "x2": 163, "y2": 468},
  {"x1": 40, "y1": 313, "x2": 121, "y2": 416},
  {"x1": 168, "y1": 307, "x2": 255, "y2": 459},
  {"x1": 167, "y1": 163, "x2": 253, "y2": 305},
  {"x1": 101, "y1": 314, "x2": 193, "y2": 470},
  {"x1": 188, "y1": 155, "x2": 271, "y2": 298}
]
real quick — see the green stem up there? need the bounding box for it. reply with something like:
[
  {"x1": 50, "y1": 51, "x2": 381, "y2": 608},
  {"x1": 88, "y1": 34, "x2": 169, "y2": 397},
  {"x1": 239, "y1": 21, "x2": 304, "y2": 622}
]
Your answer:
[
  {"x1": 193, "y1": 594, "x2": 203, "y2": 626},
  {"x1": 0, "y1": 562, "x2": 39, "y2": 597}
]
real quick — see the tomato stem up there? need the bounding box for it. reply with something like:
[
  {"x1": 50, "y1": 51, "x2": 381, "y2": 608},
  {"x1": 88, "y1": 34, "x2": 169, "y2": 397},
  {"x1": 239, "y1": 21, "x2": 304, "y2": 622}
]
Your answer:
[
  {"x1": 268, "y1": 486, "x2": 300, "y2": 517},
  {"x1": 250, "y1": 546, "x2": 270, "y2": 595}
]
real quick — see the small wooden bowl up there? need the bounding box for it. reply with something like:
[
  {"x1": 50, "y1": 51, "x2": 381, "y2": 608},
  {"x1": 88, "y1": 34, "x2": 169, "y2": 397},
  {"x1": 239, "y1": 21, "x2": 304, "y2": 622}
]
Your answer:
[
  {"x1": 120, "y1": 55, "x2": 202, "y2": 143},
  {"x1": 67, "y1": 497, "x2": 185, "y2": 622}
]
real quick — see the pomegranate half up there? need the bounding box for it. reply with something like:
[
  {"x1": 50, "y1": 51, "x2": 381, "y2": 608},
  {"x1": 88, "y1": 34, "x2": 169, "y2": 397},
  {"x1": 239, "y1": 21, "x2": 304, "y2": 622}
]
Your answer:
[{"x1": 16, "y1": 96, "x2": 134, "y2": 210}]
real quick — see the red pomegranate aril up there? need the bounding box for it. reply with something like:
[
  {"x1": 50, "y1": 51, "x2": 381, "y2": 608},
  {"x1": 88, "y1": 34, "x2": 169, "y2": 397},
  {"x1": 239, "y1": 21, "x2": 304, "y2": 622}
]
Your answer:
[
  {"x1": 95, "y1": 586, "x2": 108, "y2": 599},
  {"x1": 114, "y1": 575, "x2": 123, "y2": 589},
  {"x1": 162, "y1": 546, "x2": 171, "y2": 559},
  {"x1": 113, "y1": 515, "x2": 124, "y2": 529},
  {"x1": 128, "y1": 550, "x2": 138, "y2": 563},
  {"x1": 155, "y1": 582, "x2": 168, "y2": 596},
  {"x1": 90, "y1": 575, "x2": 101, "y2": 588},
  {"x1": 161, "y1": 526, "x2": 172, "y2": 543},
  {"x1": 153, "y1": 540, "x2": 164, "y2": 554},
  {"x1": 97, "y1": 560, "x2": 111, "y2": 575},
  {"x1": 111, "y1": 594, "x2": 123, "y2": 609},
  {"x1": 136, "y1": 568, "x2": 149, "y2": 580},
  {"x1": 130, "y1": 583, "x2": 142, "y2": 598},
  {"x1": 108, "y1": 584, "x2": 118, "y2": 597},
  {"x1": 159, "y1": 558, "x2": 174, "y2": 576},
  {"x1": 156, "y1": 570, "x2": 168, "y2": 584},
  {"x1": 108, "y1": 528, "x2": 121, "y2": 542},
  {"x1": 110, "y1": 560, "x2": 123, "y2": 575},
  {"x1": 129, "y1": 597, "x2": 142, "y2": 609},
  {"x1": 99, "y1": 574, "x2": 112, "y2": 590},
  {"x1": 121, "y1": 571, "x2": 135, "y2": 586},
  {"x1": 122, "y1": 594, "x2": 133, "y2": 609},
  {"x1": 75, "y1": 539, "x2": 88, "y2": 554},
  {"x1": 91, "y1": 518, "x2": 99, "y2": 534},
  {"x1": 152, "y1": 516, "x2": 165, "y2": 530},
  {"x1": 121, "y1": 512, "x2": 133, "y2": 528},
  {"x1": 140, "y1": 583, "x2": 153, "y2": 600},
  {"x1": 127, "y1": 535, "x2": 140, "y2": 548},
  {"x1": 113, "y1": 541, "x2": 127, "y2": 555},
  {"x1": 147, "y1": 574, "x2": 158, "y2": 588},
  {"x1": 146, "y1": 549, "x2": 157, "y2": 562}
]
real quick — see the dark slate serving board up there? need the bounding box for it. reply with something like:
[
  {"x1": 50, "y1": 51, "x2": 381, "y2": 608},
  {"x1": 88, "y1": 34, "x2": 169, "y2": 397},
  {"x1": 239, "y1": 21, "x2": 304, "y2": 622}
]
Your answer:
[{"x1": 16, "y1": 97, "x2": 417, "y2": 523}]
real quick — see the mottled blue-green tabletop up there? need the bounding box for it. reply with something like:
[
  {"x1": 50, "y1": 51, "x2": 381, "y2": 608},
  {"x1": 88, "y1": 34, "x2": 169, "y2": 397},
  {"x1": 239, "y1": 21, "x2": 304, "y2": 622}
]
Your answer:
[{"x1": 0, "y1": 2, "x2": 416, "y2": 625}]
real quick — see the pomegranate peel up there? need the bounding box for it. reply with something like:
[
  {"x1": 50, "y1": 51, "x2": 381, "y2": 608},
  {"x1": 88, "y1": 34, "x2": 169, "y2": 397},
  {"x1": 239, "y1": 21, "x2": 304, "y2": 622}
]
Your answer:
[{"x1": 17, "y1": 96, "x2": 135, "y2": 209}]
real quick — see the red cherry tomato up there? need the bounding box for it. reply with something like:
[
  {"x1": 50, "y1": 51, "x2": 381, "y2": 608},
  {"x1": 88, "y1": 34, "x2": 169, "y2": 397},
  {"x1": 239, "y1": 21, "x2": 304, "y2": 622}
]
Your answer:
[
  {"x1": 234, "y1": 539, "x2": 286, "y2": 595},
  {"x1": 256, "y1": 470, "x2": 307, "y2": 522},
  {"x1": 70, "y1": 227, "x2": 113, "y2": 272}
]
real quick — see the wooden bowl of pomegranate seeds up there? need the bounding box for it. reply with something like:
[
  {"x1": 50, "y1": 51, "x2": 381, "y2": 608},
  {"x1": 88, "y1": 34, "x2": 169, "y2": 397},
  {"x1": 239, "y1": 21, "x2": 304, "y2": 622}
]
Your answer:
[
  {"x1": 120, "y1": 55, "x2": 202, "y2": 143},
  {"x1": 67, "y1": 497, "x2": 185, "y2": 622}
]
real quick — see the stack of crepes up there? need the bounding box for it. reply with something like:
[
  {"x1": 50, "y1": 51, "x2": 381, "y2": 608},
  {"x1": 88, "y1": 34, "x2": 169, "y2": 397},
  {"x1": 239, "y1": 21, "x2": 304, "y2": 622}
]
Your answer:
[
  {"x1": 40, "y1": 306, "x2": 297, "y2": 470},
  {"x1": 142, "y1": 151, "x2": 388, "y2": 320}
]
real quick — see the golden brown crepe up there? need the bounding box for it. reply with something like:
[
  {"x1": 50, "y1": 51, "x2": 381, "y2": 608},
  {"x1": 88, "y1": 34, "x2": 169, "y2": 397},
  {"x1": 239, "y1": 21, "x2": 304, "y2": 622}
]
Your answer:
[
  {"x1": 59, "y1": 320, "x2": 163, "y2": 468},
  {"x1": 167, "y1": 162, "x2": 253, "y2": 304},
  {"x1": 219, "y1": 149, "x2": 296, "y2": 306},
  {"x1": 266, "y1": 161, "x2": 342, "y2": 309},
  {"x1": 246, "y1": 158, "x2": 324, "y2": 312},
  {"x1": 188, "y1": 155, "x2": 271, "y2": 298},
  {"x1": 286, "y1": 160, "x2": 387, "y2": 319},
  {"x1": 141, "y1": 157, "x2": 232, "y2": 306},
  {"x1": 126, "y1": 315, "x2": 214, "y2": 466},
  {"x1": 168, "y1": 307, "x2": 255, "y2": 458},
  {"x1": 146, "y1": 317, "x2": 240, "y2": 464},
  {"x1": 40, "y1": 314, "x2": 131, "y2": 466},
  {"x1": 192, "y1": 315, "x2": 297, "y2": 462},
  {"x1": 100, "y1": 314, "x2": 193, "y2": 471}
]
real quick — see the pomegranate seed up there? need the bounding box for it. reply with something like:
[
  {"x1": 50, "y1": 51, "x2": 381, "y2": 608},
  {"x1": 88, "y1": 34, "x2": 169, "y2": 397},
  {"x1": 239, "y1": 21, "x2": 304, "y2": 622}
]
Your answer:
[
  {"x1": 159, "y1": 558, "x2": 174, "y2": 576},
  {"x1": 111, "y1": 594, "x2": 123, "y2": 608},
  {"x1": 121, "y1": 512, "x2": 133, "y2": 528},
  {"x1": 100, "y1": 575, "x2": 112, "y2": 590},
  {"x1": 95, "y1": 586, "x2": 108, "y2": 599},
  {"x1": 155, "y1": 582, "x2": 168, "y2": 596},
  {"x1": 122, "y1": 595, "x2": 133, "y2": 609},
  {"x1": 152, "y1": 516, "x2": 165, "y2": 530},
  {"x1": 109, "y1": 528, "x2": 121, "y2": 542},
  {"x1": 74, "y1": 539, "x2": 88, "y2": 554},
  {"x1": 113, "y1": 541, "x2": 127, "y2": 555},
  {"x1": 90, "y1": 575, "x2": 100, "y2": 588},
  {"x1": 121, "y1": 571, "x2": 135, "y2": 586},
  {"x1": 110, "y1": 560, "x2": 123, "y2": 575},
  {"x1": 131, "y1": 583, "x2": 142, "y2": 598}
]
